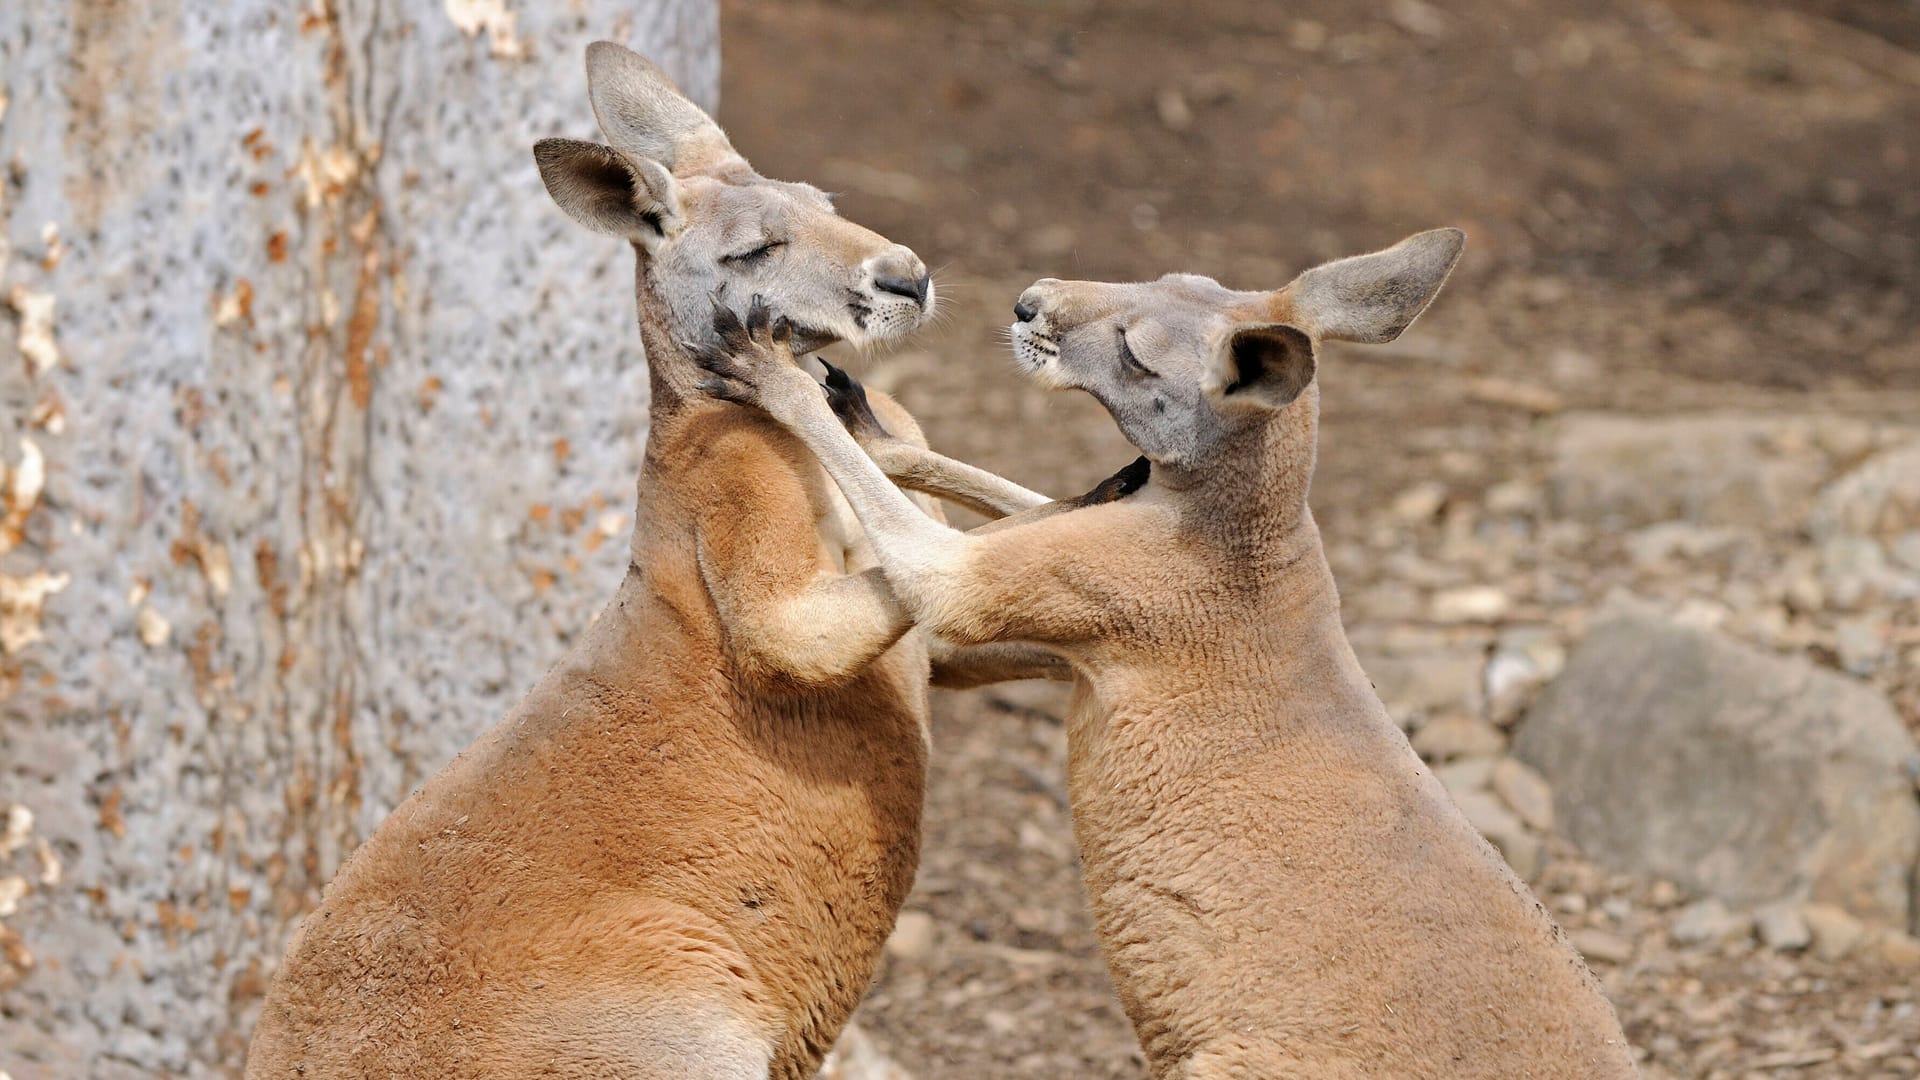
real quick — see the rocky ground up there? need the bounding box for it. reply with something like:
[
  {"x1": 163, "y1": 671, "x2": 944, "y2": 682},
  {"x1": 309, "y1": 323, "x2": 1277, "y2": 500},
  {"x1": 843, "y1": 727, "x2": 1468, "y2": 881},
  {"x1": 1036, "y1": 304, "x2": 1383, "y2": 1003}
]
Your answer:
[{"x1": 723, "y1": 1, "x2": 1920, "y2": 1076}]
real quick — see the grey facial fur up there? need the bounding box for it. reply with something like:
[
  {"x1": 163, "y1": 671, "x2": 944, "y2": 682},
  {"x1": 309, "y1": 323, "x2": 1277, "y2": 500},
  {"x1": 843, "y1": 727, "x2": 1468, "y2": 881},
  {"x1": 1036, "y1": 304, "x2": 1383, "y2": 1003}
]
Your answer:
[
  {"x1": 1007, "y1": 230, "x2": 1464, "y2": 469},
  {"x1": 535, "y1": 42, "x2": 935, "y2": 356}
]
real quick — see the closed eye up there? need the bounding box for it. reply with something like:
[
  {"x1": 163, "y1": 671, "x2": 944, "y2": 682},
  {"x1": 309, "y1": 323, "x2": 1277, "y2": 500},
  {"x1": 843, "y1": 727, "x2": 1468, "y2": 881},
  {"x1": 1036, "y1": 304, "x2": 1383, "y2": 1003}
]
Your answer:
[
  {"x1": 721, "y1": 239, "x2": 787, "y2": 266},
  {"x1": 1117, "y1": 328, "x2": 1157, "y2": 377}
]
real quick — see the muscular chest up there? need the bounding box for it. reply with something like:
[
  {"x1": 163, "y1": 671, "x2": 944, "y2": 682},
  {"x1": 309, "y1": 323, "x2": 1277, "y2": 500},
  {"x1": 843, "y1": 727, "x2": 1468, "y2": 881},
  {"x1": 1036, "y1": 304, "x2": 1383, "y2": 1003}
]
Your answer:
[{"x1": 811, "y1": 461, "x2": 872, "y2": 574}]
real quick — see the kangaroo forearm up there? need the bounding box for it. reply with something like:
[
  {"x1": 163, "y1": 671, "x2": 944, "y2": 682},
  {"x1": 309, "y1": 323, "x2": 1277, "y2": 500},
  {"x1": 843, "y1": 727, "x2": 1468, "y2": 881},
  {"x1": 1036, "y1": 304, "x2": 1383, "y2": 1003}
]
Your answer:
[
  {"x1": 928, "y1": 639, "x2": 1073, "y2": 688},
  {"x1": 722, "y1": 566, "x2": 916, "y2": 690},
  {"x1": 770, "y1": 383, "x2": 970, "y2": 572},
  {"x1": 871, "y1": 442, "x2": 1050, "y2": 520},
  {"x1": 784, "y1": 394, "x2": 1118, "y2": 647}
]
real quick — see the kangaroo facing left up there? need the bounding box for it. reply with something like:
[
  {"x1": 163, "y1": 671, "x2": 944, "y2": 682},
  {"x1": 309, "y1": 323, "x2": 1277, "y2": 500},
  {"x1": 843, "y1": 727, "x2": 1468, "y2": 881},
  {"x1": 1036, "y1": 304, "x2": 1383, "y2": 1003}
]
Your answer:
[{"x1": 247, "y1": 41, "x2": 956, "y2": 1080}]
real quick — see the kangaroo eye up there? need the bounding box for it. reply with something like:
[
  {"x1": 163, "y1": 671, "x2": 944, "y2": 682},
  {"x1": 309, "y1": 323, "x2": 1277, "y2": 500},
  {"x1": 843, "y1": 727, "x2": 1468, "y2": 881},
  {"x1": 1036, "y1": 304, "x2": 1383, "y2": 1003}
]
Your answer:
[
  {"x1": 1117, "y1": 328, "x2": 1156, "y2": 377},
  {"x1": 722, "y1": 239, "x2": 786, "y2": 266}
]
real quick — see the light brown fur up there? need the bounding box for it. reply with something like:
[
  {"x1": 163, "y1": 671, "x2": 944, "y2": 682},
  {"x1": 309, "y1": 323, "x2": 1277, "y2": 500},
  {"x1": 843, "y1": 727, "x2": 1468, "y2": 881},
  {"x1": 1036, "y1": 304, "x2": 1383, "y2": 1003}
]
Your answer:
[
  {"x1": 246, "y1": 43, "x2": 1036, "y2": 1080},
  {"x1": 699, "y1": 231, "x2": 1640, "y2": 1078}
]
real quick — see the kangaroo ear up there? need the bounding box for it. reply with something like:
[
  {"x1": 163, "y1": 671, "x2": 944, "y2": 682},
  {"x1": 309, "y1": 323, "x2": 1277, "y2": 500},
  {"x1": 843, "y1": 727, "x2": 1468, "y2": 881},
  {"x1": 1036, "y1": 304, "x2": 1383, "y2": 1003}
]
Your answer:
[
  {"x1": 1287, "y1": 228, "x2": 1465, "y2": 344},
  {"x1": 533, "y1": 138, "x2": 683, "y2": 247},
  {"x1": 584, "y1": 41, "x2": 735, "y2": 174},
  {"x1": 1205, "y1": 322, "x2": 1317, "y2": 411}
]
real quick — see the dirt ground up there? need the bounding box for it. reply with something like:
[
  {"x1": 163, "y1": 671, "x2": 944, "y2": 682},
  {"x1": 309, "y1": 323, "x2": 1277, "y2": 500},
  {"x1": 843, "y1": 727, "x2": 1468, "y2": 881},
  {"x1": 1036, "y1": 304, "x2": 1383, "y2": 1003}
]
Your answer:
[{"x1": 721, "y1": 1, "x2": 1920, "y2": 1076}]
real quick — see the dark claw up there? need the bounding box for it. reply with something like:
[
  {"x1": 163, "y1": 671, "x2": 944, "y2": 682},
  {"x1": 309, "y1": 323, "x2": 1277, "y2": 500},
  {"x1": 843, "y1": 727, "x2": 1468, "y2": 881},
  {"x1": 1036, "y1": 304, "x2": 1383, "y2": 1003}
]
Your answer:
[
  {"x1": 819, "y1": 360, "x2": 890, "y2": 439},
  {"x1": 711, "y1": 301, "x2": 750, "y2": 352},
  {"x1": 699, "y1": 377, "x2": 750, "y2": 404},
  {"x1": 687, "y1": 343, "x2": 725, "y2": 373},
  {"x1": 771, "y1": 317, "x2": 792, "y2": 346},
  {"x1": 746, "y1": 295, "x2": 771, "y2": 338},
  {"x1": 1069, "y1": 456, "x2": 1151, "y2": 508}
]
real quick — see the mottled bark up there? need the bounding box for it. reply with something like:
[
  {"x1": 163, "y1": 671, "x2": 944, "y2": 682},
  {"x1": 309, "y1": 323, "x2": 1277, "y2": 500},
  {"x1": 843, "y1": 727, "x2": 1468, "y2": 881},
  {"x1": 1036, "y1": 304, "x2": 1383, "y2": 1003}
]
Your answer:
[{"x1": 0, "y1": 3, "x2": 717, "y2": 1075}]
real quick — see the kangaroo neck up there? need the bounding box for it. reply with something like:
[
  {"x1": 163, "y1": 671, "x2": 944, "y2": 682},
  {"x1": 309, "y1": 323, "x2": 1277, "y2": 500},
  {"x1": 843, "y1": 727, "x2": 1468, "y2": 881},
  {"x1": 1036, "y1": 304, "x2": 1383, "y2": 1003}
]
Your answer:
[{"x1": 632, "y1": 250, "x2": 707, "y2": 417}]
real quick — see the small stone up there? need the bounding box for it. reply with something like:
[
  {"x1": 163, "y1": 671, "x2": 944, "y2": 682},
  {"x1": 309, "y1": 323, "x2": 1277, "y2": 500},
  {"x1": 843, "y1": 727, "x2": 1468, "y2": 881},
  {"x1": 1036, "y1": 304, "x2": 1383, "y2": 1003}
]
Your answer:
[
  {"x1": 1388, "y1": 0, "x2": 1449, "y2": 39},
  {"x1": 1671, "y1": 598, "x2": 1730, "y2": 630},
  {"x1": 1467, "y1": 376, "x2": 1563, "y2": 415},
  {"x1": 1784, "y1": 571, "x2": 1825, "y2": 614},
  {"x1": 1753, "y1": 901, "x2": 1811, "y2": 951},
  {"x1": 1500, "y1": 627, "x2": 1567, "y2": 681},
  {"x1": 1453, "y1": 791, "x2": 1541, "y2": 879},
  {"x1": 1875, "y1": 929, "x2": 1920, "y2": 969},
  {"x1": 1453, "y1": 791, "x2": 1521, "y2": 838},
  {"x1": 1429, "y1": 586, "x2": 1510, "y2": 623},
  {"x1": 1833, "y1": 617, "x2": 1887, "y2": 675},
  {"x1": 1600, "y1": 897, "x2": 1633, "y2": 923},
  {"x1": 1821, "y1": 535, "x2": 1896, "y2": 610},
  {"x1": 1646, "y1": 880, "x2": 1680, "y2": 909},
  {"x1": 1389, "y1": 481, "x2": 1447, "y2": 524},
  {"x1": 1891, "y1": 531, "x2": 1920, "y2": 574},
  {"x1": 1547, "y1": 346, "x2": 1599, "y2": 384},
  {"x1": 1411, "y1": 716, "x2": 1506, "y2": 761},
  {"x1": 1494, "y1": 829, "x2": 1544, "y2": 882},
  {"x1": 1364, "y1": 648, "x2": 1485, "y2": 726},
  {"x1": 885, "y1": 911, "x2": 936, "y2": 962},
  {"x1": 1010, "y1": 905, "x2": 1055, "y2": 936},
  {"x1": 1016, "y1": 820, "x2": 1069, "y2": 860},
  {"x1": 1570, "y1": 927, "x2": 1634, "y2": 965},
  {"x1": 1670, "y1": 898, "x2": 1750, "y2": 946},
  {"x1": 1483, "y1": 480, "x2": 1540, "y2": 516},
  {"x1": 1153, "y1": 87, "x2": 1193, "y2": 133},
  {"x1": 1625, "y1": 522, "x2": 1743, "y2": 569},
  {"x1": 818, "y1": 1023, "x2": 912, "y2": 1080},
  {"x1": 1491, "y1": 758, "x2": 1555, "y2": 833},
  {"x1": 1485, "y1": 649, "x2": 1549, "y2": 724},
  {"x1": 1433, "y1": 757, "x2": 1495, "y2": 800},
  {"x1": 1801, "y1": 903, "x2": 1866, "y2": 961}
]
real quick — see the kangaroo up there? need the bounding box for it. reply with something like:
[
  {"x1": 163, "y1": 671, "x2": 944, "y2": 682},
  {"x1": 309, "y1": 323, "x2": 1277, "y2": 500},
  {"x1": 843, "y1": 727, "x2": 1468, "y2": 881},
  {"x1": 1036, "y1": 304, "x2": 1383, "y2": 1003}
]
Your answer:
[
  {"x1": 694, "y1": 229, "x2": 1641, "y2": 1079},
  {"x1": 246, "y1": 42, "x2": 1059, "y2": 1080}
]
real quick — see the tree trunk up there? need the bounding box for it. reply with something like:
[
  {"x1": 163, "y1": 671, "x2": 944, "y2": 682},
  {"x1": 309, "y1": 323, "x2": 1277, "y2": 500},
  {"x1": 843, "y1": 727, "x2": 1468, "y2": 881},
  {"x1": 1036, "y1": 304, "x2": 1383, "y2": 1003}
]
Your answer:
[{"x1": 0, "y1": 3, "x2": 717, "y2": 1074}]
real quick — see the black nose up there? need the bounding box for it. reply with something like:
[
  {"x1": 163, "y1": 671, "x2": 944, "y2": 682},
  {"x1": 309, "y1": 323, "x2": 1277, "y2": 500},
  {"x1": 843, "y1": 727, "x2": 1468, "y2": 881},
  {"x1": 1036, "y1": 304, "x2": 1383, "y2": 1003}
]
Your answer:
[
  {"x1": 875, "y1": 271, "x2": 931, "y2": 305},
  {"x1": 1013, "y1": 300, "x2": 1039, "y2": 323}
]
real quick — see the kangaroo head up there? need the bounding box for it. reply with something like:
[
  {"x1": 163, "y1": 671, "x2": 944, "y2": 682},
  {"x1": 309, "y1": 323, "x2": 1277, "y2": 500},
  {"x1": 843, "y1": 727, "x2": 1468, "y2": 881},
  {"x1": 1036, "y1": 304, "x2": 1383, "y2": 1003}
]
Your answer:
[
  {"x1": 1008, "y1": 229, "x2": 1464, "y2": 468},
  {"x1": 534, "y1": 42, "x2": 933, "y2": 355}
]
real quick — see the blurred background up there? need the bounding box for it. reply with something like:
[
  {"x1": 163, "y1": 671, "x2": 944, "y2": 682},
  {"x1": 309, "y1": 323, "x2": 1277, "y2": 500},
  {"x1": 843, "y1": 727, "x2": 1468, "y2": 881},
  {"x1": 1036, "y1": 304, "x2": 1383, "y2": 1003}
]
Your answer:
[
  {"x1": 724, "y1": 2, "x2": 1920, "y2": 1077},
  {"x1": 5, "y1": 0, "x2": 1920, "y2": 1077}
]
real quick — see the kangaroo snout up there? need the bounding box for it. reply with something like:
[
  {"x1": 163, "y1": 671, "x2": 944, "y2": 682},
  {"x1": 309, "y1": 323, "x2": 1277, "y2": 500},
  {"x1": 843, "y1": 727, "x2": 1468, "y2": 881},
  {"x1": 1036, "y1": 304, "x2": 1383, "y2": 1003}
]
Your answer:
[
  {"x1": 864, "y1": 246, "x2": 932, "y2": 308},
  {"x1": 1013, "y1": 279, "x2": 1071, "y2": 325}
]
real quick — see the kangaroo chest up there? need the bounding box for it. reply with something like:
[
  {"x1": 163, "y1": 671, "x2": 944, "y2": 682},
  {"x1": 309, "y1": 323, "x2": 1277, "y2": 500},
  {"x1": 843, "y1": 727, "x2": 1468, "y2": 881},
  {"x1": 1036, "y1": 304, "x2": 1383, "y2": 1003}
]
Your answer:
[{"x1": 813, "y1": 461, "x2": 871, "y2": 574}]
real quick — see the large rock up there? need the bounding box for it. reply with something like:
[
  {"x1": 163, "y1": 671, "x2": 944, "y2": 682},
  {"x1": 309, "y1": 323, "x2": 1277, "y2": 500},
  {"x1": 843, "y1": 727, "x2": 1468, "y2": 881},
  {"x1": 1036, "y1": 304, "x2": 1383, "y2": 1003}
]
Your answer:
[
  {"x1": 1545, "y1": 412, "x2": 1906, "y2": 531},
  {"x1": 1810, "y1": 441, "x2": 1920, "y2": 542},
  {"x1": 1514, "y1": 614, "x2": 1920, "y2": 929}
]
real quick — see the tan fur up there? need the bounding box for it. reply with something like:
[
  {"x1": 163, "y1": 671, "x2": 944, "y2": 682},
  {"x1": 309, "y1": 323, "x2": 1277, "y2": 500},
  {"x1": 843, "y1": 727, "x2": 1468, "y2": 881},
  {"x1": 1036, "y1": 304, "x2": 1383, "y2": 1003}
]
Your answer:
[
  {"x1": 698, "y1": 231, "x2": 1639, "y2": 1078},
  {"x1": 246, "y1": 43, "x2": 1018, "y2": 1079}
]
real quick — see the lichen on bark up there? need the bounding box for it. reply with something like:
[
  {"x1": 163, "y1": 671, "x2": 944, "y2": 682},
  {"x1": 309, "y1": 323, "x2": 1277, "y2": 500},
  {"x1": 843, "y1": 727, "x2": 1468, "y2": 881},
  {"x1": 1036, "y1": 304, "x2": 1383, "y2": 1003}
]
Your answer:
[{"x1": 0, "y1": 2, "x2": 717, "y2": 1074}]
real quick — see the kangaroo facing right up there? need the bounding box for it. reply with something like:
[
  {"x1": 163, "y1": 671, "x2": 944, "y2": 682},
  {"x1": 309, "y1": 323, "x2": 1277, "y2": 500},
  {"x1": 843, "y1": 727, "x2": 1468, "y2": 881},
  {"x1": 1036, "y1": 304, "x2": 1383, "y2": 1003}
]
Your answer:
[{"x1": 695, "y1": 230, "x2": 1639, "y2": 1078}]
